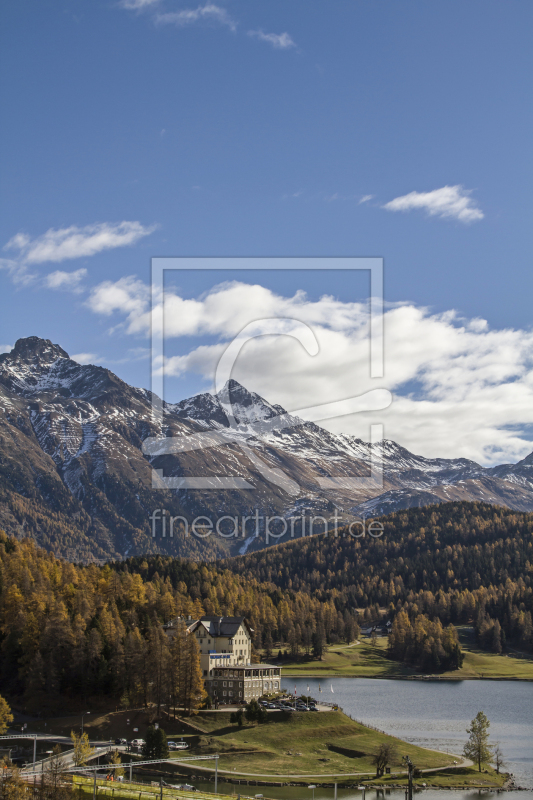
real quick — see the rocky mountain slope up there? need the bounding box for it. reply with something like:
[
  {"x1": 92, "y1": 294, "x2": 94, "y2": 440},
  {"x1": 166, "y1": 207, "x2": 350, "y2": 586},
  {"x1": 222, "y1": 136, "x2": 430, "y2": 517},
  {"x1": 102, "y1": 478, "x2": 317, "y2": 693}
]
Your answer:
[{"x1": 1, "y1": 336, "x2": 532, "y2": 561}]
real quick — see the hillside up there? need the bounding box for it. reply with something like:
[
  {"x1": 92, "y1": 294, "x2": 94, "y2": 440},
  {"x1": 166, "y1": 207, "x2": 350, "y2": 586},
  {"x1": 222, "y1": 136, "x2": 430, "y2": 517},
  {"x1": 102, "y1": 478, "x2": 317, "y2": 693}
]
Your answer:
[
  {"x1": 222, "y1": 501, "x2": 533, "y2": 655},
  {"x1": 1, "y1": 502, "x2": 533, "y2": 714},
  {"x1": 3, "y1": 337, "x2": 533, "y2": 561},
  {"x1": 0, "y1": 531, "x2": 360, "y2": 710}
]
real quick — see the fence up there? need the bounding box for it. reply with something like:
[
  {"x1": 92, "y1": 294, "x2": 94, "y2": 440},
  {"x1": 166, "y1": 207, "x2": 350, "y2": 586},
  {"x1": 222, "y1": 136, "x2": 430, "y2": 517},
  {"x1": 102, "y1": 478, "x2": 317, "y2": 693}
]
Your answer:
[{"x1": 73, "y1": 775, "x2": 262, "y2": 800}]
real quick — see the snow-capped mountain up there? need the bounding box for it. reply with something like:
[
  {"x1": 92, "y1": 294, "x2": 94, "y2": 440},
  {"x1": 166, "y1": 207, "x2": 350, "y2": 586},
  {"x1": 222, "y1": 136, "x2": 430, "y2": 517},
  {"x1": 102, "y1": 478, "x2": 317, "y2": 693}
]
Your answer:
[{"x1": 1, "y1": 336, "x2": 533, "y2": 562}]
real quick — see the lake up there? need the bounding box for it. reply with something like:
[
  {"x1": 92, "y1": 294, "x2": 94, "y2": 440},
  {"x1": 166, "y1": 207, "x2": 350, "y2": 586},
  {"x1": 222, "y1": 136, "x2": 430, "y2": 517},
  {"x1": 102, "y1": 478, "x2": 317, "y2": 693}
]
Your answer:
[
  {"x1": 168, "y1": 677, "x2": 533, "y2": 800},
  {"x1": 284, "y1": 677, "x2": 533, "y2": 792},
  {"x1": 189, "y1": 678, "x2": 532, "y2": 800}
]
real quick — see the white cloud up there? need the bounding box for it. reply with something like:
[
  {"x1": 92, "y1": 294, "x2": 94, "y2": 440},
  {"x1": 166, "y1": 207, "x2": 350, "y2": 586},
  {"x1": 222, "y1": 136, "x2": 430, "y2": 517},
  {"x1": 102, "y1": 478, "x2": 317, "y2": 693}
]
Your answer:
[
  {"x1": 382, "y1": 185, "x2": 484, "y2": 223},
  {"x1": 120, "y1": 0, "x2": 159, "y2": 8},
  {"x1": 86, "y1": 275, "x2": 149, "y2": 319},
  {"x1": 4, "y1": 221, "x2": 157, "y2": 265},
  {"x1": 71, "y1": 352, "x2": 99, "y2": 365},
  {"x1": 0, "y1": 257, "x2": 36, "y2": 286},
  {"x1": 359, "y1": 194, "x2": 374, "y2": 204},
  {"x1": 0, "y1": 344, "x2": 13, "y2": 354},
  {"x1": 45, "y1": 268, "x2": 87, "y2": 293},
  {"x1": 247, "y1": 30, "x2": 296, "y2": 49},
  {"x1": 155, "y1": 4, "x2": 237, "y2": 31},
  {"x1": 84, "y1": 277, "x2": 533, "y2": 465}
]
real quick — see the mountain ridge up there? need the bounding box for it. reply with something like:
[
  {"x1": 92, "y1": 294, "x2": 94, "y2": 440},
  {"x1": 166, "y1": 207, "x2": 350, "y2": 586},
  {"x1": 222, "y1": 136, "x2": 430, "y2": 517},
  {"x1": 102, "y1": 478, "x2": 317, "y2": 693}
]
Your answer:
[{"x1": 1, "y1": 336, "x2": 533, "y2": 562}]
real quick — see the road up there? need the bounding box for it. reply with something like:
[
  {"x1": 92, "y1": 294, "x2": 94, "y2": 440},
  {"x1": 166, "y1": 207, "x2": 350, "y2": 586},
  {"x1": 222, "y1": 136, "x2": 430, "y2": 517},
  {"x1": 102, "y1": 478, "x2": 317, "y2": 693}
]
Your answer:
[{"x1": 1, "y1": 732, "x2": 126, "y2": 775}]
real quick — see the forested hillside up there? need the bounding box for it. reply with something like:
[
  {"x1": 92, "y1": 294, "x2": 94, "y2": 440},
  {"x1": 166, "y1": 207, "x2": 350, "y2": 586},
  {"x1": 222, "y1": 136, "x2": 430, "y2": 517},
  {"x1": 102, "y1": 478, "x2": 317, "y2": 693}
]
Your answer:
[
  {"x1": 1, "y1": 502, "x2": 532, "y2": 712},
  {"x1": 0, "y1": 532, "x2": 359, "y2": 711},
  {"x1": 222, "y1": 502, "x2": 533, "y2": 653}
]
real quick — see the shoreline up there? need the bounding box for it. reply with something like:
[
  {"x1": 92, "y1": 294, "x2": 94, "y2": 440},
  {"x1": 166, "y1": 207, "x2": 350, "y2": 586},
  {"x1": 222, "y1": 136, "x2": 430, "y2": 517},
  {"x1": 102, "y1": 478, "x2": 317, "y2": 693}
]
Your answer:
[{"x1": 282, "y1": 673, "x2": 533, "y2": 681}]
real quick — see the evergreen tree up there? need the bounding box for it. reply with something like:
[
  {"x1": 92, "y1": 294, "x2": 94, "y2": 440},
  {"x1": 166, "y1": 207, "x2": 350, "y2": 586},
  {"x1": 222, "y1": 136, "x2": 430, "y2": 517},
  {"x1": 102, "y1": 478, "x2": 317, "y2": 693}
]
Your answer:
[
  {"x1": 245, "y1": 699, "x2": 267, "y2": 725},
  {"x1": 464, "y1": 711, "x2": 493, "y2": 772},
  {"x1": 153, "y1": 728, "x2": 169, "y2": 758},
  {"x1": 263, "y1": 629, "x2": 273, "y2": 661},
  {"x1": 181, "y1": 630, "x2": 206, "y2": 715},
  {"x1": 230, "y1": 709, "x2": 244, "y2": 727},
  {"x1": 312, "y1": 624, "x2": 325, "y2": 660},
  {"x1": 142, "y1": 726, "x2": 157, "y2": 759}
]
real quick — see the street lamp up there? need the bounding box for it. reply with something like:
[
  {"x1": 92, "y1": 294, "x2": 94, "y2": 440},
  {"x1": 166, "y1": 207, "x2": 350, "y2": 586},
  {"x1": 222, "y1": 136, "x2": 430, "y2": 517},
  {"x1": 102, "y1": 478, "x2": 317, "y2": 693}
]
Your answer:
[
  {"x1": 81, "y1": 712, "x2": 90, "y2": 735},
  {"x1": 308, "y1": 785, "x2": 317, "y2": 800}
]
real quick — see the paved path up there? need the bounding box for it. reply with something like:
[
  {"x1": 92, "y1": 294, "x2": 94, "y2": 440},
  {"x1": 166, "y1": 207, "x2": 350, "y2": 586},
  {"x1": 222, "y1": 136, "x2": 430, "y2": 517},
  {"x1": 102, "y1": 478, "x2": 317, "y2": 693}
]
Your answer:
[
  {"x1": 6, "y1": 734, "x2": 129, "y2": 775},
  {"x1": 171, "y1": 752, "x2": 473, "y2": 780}
]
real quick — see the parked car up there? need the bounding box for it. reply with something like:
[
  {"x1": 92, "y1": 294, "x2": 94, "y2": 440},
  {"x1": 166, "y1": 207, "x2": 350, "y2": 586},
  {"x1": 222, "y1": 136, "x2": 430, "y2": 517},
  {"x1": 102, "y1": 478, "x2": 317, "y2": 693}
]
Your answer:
[
  {"x1": 130, "y1": 739, "x2": 145, "y2": 747},
  {"x1": 175, "y1": 784, "x2": 196, "y2": 791},
  {"x1": 115, "y1": 738, "x2": 127, "y2": 745},
  {"x1": 168, "y1": 741, "x2": 189, "y2": 751}
]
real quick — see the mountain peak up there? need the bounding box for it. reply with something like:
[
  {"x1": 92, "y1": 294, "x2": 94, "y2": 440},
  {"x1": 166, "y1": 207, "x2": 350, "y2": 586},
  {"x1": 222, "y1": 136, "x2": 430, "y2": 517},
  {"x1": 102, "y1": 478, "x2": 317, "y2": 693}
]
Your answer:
[
  {"x1": 6, "y1": 336, "x2": 70, "y2": 364},
  {"x1": 217, "y1": 379, "x2": 287, "y2": 424},
  {"x1": 0, "y1": 336, "x2": 73, "y2": 397}
]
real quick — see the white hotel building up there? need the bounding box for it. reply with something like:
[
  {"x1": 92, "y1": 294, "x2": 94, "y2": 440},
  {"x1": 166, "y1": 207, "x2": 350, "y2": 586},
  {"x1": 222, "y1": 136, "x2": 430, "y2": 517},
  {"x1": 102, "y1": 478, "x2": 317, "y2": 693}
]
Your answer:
[{"x1": 164, "y1": 615, "x2": 282, "y2": 703}]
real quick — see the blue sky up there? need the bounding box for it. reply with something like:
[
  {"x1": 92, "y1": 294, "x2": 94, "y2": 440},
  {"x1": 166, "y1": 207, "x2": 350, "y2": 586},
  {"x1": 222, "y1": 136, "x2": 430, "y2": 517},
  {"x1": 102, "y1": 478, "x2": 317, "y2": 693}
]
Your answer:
[{"x1": 1, "y1": 1, "x2": 532, "y2": 463}]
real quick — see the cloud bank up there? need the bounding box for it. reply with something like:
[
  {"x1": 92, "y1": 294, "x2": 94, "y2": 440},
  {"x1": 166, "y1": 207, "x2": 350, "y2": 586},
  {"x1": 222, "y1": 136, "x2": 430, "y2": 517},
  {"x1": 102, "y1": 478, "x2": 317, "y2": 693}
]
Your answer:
[
  {"x1": 1, "y1": 221, "x2": 157, "y2": 286},
  {"x1": 5, "y1": 221, "x2": 157, "y2": 265},
  {"x1": 85, "y1": 277, "x2": 533, "y2": 465}
]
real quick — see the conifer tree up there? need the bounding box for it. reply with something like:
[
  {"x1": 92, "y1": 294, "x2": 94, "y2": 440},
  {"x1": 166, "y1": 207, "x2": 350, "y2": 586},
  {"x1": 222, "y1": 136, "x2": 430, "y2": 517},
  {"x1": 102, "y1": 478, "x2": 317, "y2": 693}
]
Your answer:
[
  {"x1": 464, "y1": 711, "x2": 492, "y2": 772},
  {"x1": 181, "y1": 631, "x2": 206, "y2": 715}
]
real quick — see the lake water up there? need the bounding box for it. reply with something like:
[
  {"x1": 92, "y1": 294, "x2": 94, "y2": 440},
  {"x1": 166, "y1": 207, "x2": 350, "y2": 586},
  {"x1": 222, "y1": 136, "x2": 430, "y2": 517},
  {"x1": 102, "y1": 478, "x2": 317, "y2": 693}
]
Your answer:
[
  {"x1": 164, "y1": 678, "x2": 533, "y2": 800},
  {"x1": 284, "y1": 677, "x2": 533, "y2": 792}
]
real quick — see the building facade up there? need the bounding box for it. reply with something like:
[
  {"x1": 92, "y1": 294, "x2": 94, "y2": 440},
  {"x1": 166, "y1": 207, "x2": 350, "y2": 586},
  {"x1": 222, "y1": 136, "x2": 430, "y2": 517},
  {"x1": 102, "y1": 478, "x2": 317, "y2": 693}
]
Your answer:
[
  {"x1": 206, "y1": 663, "x2": 281, "y2": 703},
  {"x1": 164, "y1": 615, "x2": 281, "y2": 703}
]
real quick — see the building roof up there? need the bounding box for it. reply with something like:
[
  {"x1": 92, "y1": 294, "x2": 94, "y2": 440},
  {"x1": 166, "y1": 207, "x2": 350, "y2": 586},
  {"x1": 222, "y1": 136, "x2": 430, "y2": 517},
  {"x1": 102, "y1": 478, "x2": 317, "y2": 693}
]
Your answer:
[{"x1": 191, "y1": 615, "x2": 249, "y2": 637}]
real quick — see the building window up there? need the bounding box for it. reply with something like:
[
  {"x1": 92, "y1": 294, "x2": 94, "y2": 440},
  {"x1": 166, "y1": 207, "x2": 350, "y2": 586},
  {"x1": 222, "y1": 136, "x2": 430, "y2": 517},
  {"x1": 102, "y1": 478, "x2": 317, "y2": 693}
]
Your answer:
[{"x1": 223, "y1": 681, "x2": 227, "y2": 687}]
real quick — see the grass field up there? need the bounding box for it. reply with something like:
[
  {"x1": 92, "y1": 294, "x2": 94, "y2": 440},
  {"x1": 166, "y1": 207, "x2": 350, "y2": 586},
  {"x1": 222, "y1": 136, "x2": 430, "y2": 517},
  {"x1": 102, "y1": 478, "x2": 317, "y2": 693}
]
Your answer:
[
  {"x1": 174, "y1": 709, "x2": 455, "y2": 778},
  {"x1": 21, "y1": 706, "x2": 492, "y2": 786},
  {"x1": 279, "y1": 627, "x2": 533, "y2": 680},
  {"x1": 371, "y1": 764, "x2": 506, "y2": 789},
  {"x1": 72, "y1": 776, "x2": 251, "y2": 800}
]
